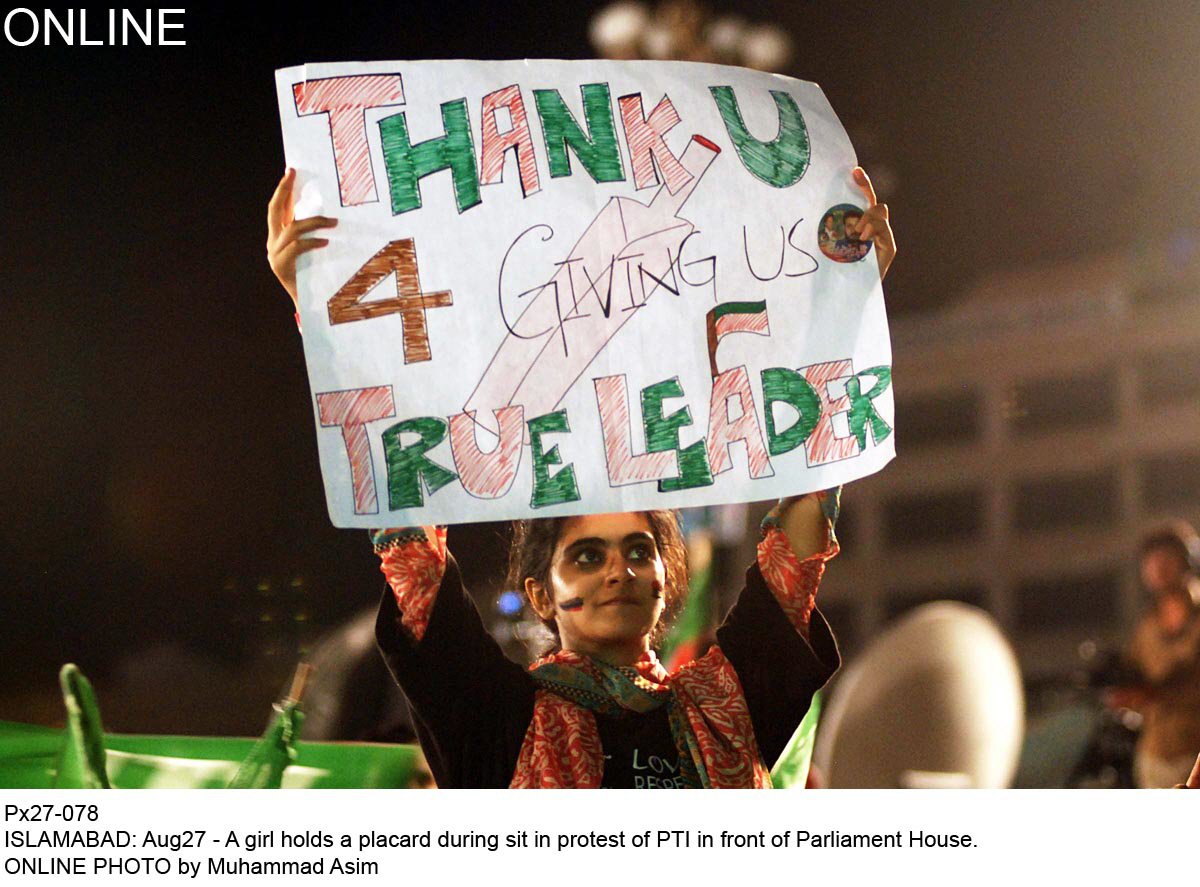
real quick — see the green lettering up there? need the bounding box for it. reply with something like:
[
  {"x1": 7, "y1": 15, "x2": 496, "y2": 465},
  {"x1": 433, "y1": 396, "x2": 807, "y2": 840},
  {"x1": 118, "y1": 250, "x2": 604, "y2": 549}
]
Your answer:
[
  {"x1": 528, "y1": 410, "x2": 581, "y2": 508},
  {"x1": 380, "y1": 98, "x2": 481, "y2": 214},
  {"x1": 845, "y1": 366, "x2": 892, "y2": 450},
  {"x1": 534, "y1": 84, "x2": 625, "y2": 183},
  {"x1": 381, "y1": 417, "x2": 457, "y2": 509},
  {"x1": 641, "y1": 378, "x2": 712, "y2": 492},
  {"x1": 709, "y1": 86, "x2": 810, "y2": 187},
  {"x1": 761, "y1": 367, "x2": 821, "y2": 455}
]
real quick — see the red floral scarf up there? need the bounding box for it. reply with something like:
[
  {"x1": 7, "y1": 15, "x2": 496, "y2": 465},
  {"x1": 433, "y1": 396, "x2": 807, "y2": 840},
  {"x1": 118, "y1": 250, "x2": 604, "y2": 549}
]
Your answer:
[{"x1": 510, "y1": 647, "x2": 772, "y2": 789}]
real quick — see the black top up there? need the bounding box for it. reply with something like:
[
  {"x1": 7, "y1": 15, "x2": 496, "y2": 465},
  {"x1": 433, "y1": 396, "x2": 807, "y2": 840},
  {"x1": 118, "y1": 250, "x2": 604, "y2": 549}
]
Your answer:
[{"x1": 375, "y1": 554, "x2": 839, "y2": 788}]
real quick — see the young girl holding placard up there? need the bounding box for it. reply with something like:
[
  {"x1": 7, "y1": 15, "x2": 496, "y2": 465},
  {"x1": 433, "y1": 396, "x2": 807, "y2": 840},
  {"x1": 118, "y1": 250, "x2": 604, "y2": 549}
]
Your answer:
[{"x1": 267, "y1": 166, "x2": 896, "y2": 788}]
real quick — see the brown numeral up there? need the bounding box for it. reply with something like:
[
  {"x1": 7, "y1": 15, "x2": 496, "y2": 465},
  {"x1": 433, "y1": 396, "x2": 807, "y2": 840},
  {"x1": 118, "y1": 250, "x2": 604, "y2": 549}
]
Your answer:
[{"x1": 327, "y1": 238, "x2": 452, "y2": 363}]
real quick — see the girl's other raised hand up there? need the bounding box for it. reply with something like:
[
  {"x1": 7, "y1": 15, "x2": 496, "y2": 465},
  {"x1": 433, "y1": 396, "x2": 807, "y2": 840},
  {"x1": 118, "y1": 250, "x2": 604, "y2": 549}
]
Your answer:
[{"x1": 266, "y1": 168, "x2": 337, "y2": 309}]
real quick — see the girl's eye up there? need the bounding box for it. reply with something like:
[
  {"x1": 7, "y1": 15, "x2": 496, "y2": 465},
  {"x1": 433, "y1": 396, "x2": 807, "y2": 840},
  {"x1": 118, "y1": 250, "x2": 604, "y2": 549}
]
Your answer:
[
  {"x1": 574, "y1": 548, "x2": 603, "y2": 566},
  {"x1": 629, "y1": 543, "x2": 654, "y2": 561}
]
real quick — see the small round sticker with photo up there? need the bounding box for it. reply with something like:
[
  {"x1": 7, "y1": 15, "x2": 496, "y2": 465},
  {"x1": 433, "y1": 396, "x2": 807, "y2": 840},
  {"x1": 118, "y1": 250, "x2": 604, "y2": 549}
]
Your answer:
[{"x1": 817, "y1": 203, "x2": 872, "y2": 264}]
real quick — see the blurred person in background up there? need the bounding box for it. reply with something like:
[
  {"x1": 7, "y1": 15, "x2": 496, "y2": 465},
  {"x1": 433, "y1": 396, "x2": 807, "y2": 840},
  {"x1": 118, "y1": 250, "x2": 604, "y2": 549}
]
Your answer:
[{"x1": 1112, "y1": 523, "x2": 1200, "y2": 787}]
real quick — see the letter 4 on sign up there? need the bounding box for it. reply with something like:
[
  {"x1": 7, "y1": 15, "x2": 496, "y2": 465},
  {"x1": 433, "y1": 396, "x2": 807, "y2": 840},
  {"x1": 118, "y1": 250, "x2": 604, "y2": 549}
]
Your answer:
[{"x1": 326, "y1": 239, "x2": 452, "y2": 364}]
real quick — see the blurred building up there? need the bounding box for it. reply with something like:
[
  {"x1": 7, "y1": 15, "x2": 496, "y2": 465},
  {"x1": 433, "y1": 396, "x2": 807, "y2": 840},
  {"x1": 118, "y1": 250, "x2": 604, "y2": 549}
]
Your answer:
[{"x1": 819, "y1": 235, "x2": 1200, "y2": 681}]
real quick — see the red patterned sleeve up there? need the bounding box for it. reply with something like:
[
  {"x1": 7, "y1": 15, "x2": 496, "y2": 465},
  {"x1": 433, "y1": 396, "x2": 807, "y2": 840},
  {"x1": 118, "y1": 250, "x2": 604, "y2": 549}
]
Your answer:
[
  {"x1": 372, "y1": 526, "x2": 448, "y2": 642},
  {"x1": 755, "y1": 496, "x2": 839, "y2": 641}
]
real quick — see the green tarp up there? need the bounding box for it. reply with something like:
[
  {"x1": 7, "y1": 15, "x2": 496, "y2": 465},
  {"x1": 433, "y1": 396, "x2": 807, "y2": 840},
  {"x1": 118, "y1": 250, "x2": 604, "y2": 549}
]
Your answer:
[
  {"x1": 0, "y1": 722, "x2": 424, "y2": 789},
  {"x1": 0, "y1": 665, "x2": 423, "y2": 789}
]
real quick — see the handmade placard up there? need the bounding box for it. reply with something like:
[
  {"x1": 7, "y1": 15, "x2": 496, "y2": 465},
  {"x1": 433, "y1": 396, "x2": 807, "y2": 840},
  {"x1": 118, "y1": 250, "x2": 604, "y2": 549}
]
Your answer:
[{"x1": 275, "y1": 59, "x2": 894, "y2": 527}]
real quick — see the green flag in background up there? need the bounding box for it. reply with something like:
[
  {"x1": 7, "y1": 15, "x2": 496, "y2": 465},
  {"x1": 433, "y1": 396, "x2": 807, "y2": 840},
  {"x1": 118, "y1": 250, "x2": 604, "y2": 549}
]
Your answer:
[
  {"x1": 55, "y1": 665, "x2": 111, "y2": 789},
  {"x1": 226, "y1": 701, "x2": 305, "y2": 789},
  {"x1": 662, "y1": 529, "x2": 715, "y2": 671},
  {"x1": 770, "y1": 690, "x2": 822, "y2": 789},
  {"x1": 226, "y1": 664, "x2": 312, "y2": 789}
]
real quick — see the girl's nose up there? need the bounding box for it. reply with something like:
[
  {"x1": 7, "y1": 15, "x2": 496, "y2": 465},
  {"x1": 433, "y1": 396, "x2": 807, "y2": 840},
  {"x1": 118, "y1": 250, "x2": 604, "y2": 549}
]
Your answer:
[{"x1": 606, "y1": 561, "x2": 637, "y2": 583}]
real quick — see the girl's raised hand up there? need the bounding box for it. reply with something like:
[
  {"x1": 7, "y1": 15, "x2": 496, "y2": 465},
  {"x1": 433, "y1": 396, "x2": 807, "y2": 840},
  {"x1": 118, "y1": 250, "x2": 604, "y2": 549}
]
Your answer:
[
  {"x1": 845, "y1": 166, "x2": 896, "y2": 280},
  {"x1": 266, "y1": 168, "x2": 337, "y2": 309}
]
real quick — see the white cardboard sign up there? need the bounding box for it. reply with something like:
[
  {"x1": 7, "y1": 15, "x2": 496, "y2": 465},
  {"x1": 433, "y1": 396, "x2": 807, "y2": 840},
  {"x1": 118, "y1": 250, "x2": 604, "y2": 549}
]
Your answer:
[{"x1": 275, "y1": 59, "x2": 894, "y2": 527}]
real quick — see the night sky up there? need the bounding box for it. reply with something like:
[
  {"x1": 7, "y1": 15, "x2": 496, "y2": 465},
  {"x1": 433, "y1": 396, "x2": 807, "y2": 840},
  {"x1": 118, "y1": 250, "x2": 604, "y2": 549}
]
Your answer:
[{"x1": 2, "y1": 1, "x2": 1197, "y2": 731}]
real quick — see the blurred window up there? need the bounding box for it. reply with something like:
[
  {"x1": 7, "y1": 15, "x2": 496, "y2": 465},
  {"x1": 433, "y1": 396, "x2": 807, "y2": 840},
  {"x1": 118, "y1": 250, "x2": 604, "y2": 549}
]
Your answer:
[
  {"x1": 884, "y1": 584, "x2": 988, "y2": 621},
  {"x1": 894, "y1": 388, "x2": 981, "y2": 448},
  {"x1": 1013, "y1": 468, "x2": 1118, "y2": 531},
  {"x1": 1140, "y1": 450, "x2": 1200, "y2": 510},
  {"x1": 883, "y1": 489, "x2": 983, "y2": 547},
  {"x1": 1008, "y1": 367, "x2": 1116, "y2": 435},
  {"x1": 1016, "y1": 570, "x2": 1119, "y2": 630},
  {"x1": 1130, "y1": 277, "x2": 1199, "y2": 313},
  {"x1": 1137, "y1": 350, "x2": 1200, "y2": 408}
]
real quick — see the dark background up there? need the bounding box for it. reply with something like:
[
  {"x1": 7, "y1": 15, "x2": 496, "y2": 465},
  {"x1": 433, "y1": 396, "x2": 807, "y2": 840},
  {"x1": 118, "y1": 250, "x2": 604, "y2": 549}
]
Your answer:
[{"x1": 2, "y1": 1, "x2": 1197, "y2": 732}]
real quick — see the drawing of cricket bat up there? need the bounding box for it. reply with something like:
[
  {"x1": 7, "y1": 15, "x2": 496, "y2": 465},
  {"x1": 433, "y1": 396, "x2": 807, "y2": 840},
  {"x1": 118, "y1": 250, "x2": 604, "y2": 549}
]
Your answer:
[{"x1": 465, "y1": 135, "x2": 721, "y2": 434}]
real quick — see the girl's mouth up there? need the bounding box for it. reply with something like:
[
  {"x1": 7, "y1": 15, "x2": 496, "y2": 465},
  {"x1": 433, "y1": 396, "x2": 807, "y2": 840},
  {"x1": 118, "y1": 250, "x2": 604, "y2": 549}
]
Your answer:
[{"x1": 599, "y1": 595, "x2": 642, "y2": 607}]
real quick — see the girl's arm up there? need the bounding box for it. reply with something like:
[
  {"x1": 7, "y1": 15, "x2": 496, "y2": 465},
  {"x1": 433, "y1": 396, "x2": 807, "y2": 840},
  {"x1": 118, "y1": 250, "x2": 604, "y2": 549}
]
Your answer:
[
  {"x1": 756, "y1": 489, "x2": 840, "y2": 641},
  {"x1": 711, "y1": 491, "x2": 841, "y2": 770},
  {"x1": 372, "y1": 528, "x2": 536, "y2": 788},
  {"x1": 371, "y1": 526, "x2": 447, "y2": 641}
]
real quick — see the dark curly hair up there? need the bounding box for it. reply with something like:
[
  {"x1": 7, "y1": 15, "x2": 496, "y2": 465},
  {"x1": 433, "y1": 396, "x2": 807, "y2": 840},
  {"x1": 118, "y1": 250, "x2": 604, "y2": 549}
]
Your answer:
[{"x1": 505, "y1": 511, "x2": 689, "y2": 650}]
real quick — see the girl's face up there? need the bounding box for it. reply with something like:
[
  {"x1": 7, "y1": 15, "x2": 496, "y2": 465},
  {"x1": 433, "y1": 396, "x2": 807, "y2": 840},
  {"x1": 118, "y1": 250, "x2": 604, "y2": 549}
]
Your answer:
[{"x1": 526, "y1": 512, "x2": 667, "y2": 665}]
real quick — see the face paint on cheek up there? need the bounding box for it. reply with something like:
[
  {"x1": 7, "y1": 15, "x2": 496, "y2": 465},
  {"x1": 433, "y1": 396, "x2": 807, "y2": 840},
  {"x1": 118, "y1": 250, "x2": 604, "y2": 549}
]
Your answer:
[{"x1": 558, "y1": 597, "x2": 585, "y2": 611}]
